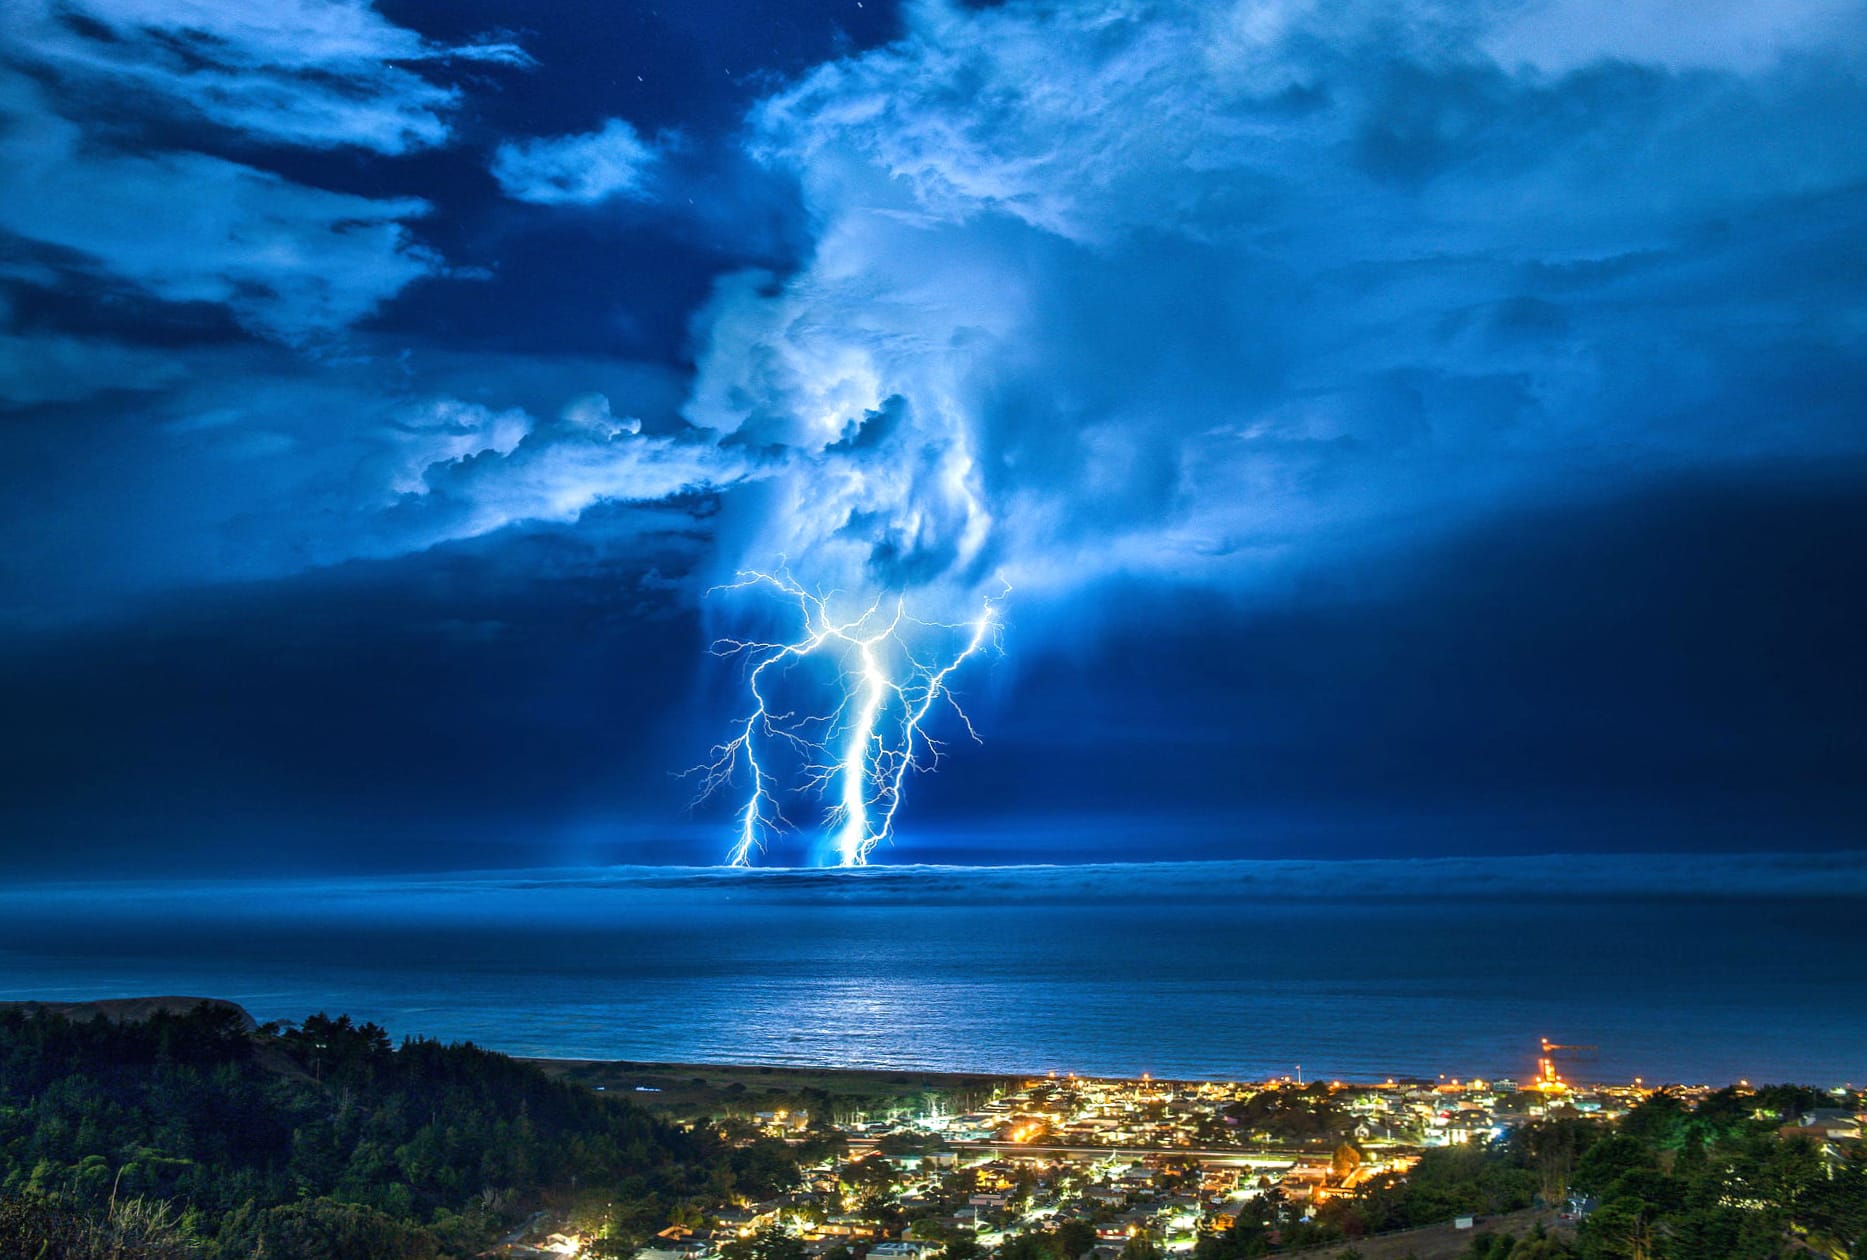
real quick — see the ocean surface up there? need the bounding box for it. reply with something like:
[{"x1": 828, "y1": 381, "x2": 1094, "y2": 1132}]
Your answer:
[{"x1": 2, "y1": 854, "x2": 1864, "y2": 1087}]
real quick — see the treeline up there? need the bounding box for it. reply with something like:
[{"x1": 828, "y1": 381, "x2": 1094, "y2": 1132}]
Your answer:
[
  {"x1": 1195, "y1": 1086, "x2": 1866, "y2": 1259},
  {"x1": 0, "y1": 1004, "x2": 778, "y2": 1259}
]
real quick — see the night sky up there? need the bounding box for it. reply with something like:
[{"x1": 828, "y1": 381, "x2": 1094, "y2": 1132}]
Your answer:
[{"x1": 1, "y1": 0, "x2": 1864, "y2": 874}]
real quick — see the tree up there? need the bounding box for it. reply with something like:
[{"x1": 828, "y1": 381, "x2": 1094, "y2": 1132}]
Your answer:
[
  {"x1": 945, "y1": 1233, "x2": 984, "y2": 1260},
  {"x1": 1121, "y1": 1231, "x2": 1160, "y2": 1260},
  {"x1": 1055, "y1": 1219, "x2": 1098, "y2": 1259},
  {"x1": 1577, "y1": 1196, "x2": 1655, "y2": 1260},
  {"x1": 246, "y1": 1197, "x2": 438, "y2": 1260},
  {"x1": 721, "y1": 1226, "x2": 807, "y2": 1260},
  {"x1": 1518, "y1": 1119, "x2": 1591, "y2": 1207},
  {"x1": 1616, "y1": 1094, "x2": 1688, "y2": 1152},
  {"x1": 1572, "y1": 1135, "x2": 1653, "y2": 1200},
  {"x1": 999, "y1": 1230, "x2": 1061, "y2": 1260}
]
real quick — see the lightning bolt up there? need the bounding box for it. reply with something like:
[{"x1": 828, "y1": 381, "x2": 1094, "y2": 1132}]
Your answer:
[{"x1": 691, "y1": 567, "x2": 1002, "y2": 866}]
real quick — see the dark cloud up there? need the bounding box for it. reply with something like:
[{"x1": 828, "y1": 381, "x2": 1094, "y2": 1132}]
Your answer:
[
  {"x1": 950, "y1": 466, "x2": 1867, "y2": 844},
  {"x1": 0, "y1": 524, "x2": 710, "y2": 875},
  {"x1": 1, "y1": 466, "x2": 1860, "y2": 874}
]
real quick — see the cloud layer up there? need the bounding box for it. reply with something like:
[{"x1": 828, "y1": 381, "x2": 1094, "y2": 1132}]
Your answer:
[
  {"x1": 298, "y1": 0, "x2": 1863, "y2": 626},
  {"x1": 5, "y1": 0, "x2": 1866, "y2": 631},
  {"x1": 661, "y1": 0, "x2": 1867, "y2": 610}
]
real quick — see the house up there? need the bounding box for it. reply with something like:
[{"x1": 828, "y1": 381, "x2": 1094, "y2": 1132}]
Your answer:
[
  {"x1": 638, "y1": 1244, "x2": 713, "y2": 1260},
  {"x1": 1798, "y1": 1110, "x2": 1862, "y2": 1140},
  {"x1": 905, "y1": 1216, "x2": 978, "y2": 1240},
  {"x1": 717, "y1": 1203, "x2": 783, "y2": 1234},
  {"x1": 869, "y1": 1242, "x2": 940, "y2": 1260}
]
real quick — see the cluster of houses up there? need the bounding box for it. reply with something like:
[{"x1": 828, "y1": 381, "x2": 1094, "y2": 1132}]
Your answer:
[
  {"x1": 558, "y1": 1070, "x2": 1860, "y2": 1260},
  {"x1": 921, "y1": 1070, "x2": 1636, "y2": 1152},
  {"x1": 634, "y1": 1151, "x2": 1233, "y2": 1260}
]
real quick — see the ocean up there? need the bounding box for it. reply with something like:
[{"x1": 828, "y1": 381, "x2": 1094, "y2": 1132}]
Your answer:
[{"x1": 3, "y1": 854, "x2": 1863, "y2": 1087}]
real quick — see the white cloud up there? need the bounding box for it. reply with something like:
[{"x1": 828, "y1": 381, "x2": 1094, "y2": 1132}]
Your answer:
[
  {"x1": 560, "y1": 392, "x2": 643, "y2": 436},
  {"x1": 0, "y1": 340, "x2": 709, "y2": 620},
  {"x1": 1481, "y1": 0, "x2": 1866, "y2": 76},
  {"x1": 20, "y1": 0, "x2": 1843, "y2": 615},
  {"x1": 0, "y1": 73, "x2": 439, "y2": 344},
  {"x1": 492, "y1": 119, "x2": 664, "y2": 205},
  {"x1": 0, "y1": 0, "x2": 529, "y2": 345},
  {"x1": 382, "y1": 398, "x2": 533, "y2": 496},
  {"x1": 671, "y1": 0, "x2": 1867, "y2": 611},
  {"x1": 411, "y1": 411, "x2": 754, "y2": 540},
  {"x1": 355, "y1": 390, "x2": 752, "y2": 549},
  {"x1": 5, "y1": 0, "x2": 528, "y2": 154}
]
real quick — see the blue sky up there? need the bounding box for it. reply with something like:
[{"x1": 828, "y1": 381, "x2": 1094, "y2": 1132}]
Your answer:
[{"x1": 0, "y1": 0, "x2": 1863, "y2": 872}]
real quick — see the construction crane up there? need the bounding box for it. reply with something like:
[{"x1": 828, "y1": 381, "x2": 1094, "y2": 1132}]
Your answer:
[
  {"x1": 1540, "y1": 1038, "x2": 1600, "y2": 1062},
  {"x1": 1531, "y1": 1038, "x2": 1603, "y2": 1095}
]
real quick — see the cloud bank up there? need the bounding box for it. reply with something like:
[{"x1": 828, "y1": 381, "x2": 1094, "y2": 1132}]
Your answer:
[
  {"x1": 352, "y1": 0, "x2": 1867, "y2": 620},
  {"x1": 5, "y1": 0, "x2": 1866, "y2": 628}
]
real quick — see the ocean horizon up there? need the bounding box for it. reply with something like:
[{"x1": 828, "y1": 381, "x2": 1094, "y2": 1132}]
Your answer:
[{"x1": 6, "y1": 851, "x2": 1864, "y2": 1087}]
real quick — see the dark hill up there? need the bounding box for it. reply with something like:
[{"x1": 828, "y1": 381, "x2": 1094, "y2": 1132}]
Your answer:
[{"x1": 0, "y1": 995, "x2": 258, "y2": 1031}]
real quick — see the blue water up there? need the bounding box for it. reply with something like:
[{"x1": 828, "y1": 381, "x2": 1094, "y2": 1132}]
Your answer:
[{"x1": 1, "y1": 855, "x2": 1863, "y2": 1086}]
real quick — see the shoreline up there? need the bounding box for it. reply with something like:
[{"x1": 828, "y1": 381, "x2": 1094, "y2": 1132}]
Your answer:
[
  {"x1": 520, "y1": 1055, "x2": 1771, "y2": 1094},
  {"x1": 5, "y1": 998, "x2": 1845, "y2": 1092}
]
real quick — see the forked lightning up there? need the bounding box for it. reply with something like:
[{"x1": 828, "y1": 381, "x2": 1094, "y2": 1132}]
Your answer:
[{"x1": 690, "y1": 569, "x2": 1001, "y2": 866}]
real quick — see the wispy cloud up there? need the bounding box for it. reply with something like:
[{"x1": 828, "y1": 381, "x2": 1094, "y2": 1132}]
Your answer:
[
  {"x1": 0, "y1": 0, "x2": 532, "y2": 347},
  {"x1": 492, "y1": 119, "x2": 666, "y2": 205},
  {"x1": 1480, "y1": 0, "x2": 1864, "y2": 74},
  {"x1": 6, "y1": 0, "x2": 530, "y2": 153},
  {"x1": 0, "y1": 74, "x2": 437, "y2": 344}
]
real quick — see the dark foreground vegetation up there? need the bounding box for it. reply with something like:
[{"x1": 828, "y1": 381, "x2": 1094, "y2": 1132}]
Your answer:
[
  {"x1": 0, "y1": 1003, "x2": 841, "y2": 1259},
  {"x1": 0, "y1": 1003, "x2": 1860, "y2": 1259},
  {"x1": 1198, "y1": 1088, "x2": 1865, "y2": 1260}
]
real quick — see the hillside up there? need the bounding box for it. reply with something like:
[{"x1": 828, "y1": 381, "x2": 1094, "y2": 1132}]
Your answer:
[{"x1": 0, "y1": 996, "x2": 259, "y2": 1031}]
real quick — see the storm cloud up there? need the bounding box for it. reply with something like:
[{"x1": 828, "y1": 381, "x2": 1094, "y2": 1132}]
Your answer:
[
  {"x1": 2, "y1": 0, "x2": 1864, "y2": 871},
  {"x1": 675, "y1": 0, "x2": 1867, "y2": 609},
  {"x1": 233, "y1": 0, "x2": 1867, "y2": 623},
  {"x1": 8, "y1": 0, "x2": 1864, "y2": 623}
]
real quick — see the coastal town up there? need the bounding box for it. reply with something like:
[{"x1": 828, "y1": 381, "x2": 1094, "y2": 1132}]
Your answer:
[
  {"x1": 503, "y1": 1053, "x2": 1865, "y2": 1259},
  {"x1": 0, "y1": 1002, "x2": 1860, "y2": 1260}
]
